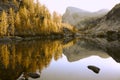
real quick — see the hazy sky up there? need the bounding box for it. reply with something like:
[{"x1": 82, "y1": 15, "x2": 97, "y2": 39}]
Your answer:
[{"x1": 40, "y1": 0, "x2": 120, "y2": 14}]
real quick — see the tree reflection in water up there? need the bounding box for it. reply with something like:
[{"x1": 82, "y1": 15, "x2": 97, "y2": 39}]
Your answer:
[{"x1": 0, "y1": 39, "x2": 75, "y2": 80}]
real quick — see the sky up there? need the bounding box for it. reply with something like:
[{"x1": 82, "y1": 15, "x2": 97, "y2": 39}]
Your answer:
[{"x1": 39, "y1": 0, "x2": 120, "y2": 14}]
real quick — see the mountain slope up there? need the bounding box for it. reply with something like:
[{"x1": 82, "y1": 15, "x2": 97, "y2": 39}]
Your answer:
[
  {"x1": 62, "y1": 7, "x2": 108, "y2": 29},
  {"x1": 90, "y1": 3, "x2": 120, "y2": 36}
]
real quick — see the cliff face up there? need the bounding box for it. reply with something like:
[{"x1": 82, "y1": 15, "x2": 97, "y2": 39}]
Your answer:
[
  {"x1": 62, "y1": 7, "x2": 91, "y2": 29},
  {"x1": 95, "y1": 4, "x2": 120, "y2": 32},
  {"x1": 62, "y1": 3, "x2": 120, "y2": 38},
  {"x1": 90, "y1": 3, "x2": 120, "y2": 37},
  {"x1": 106, "y1": 3, "x2": 120, "y2": 21},
  {"x1": 62, "y1": 7, "x2": 108, "y2": 29}
]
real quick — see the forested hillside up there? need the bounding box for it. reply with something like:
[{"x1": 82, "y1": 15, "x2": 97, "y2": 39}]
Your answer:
[{"x1": 0, "y1": 0, "x2": 76, "y2": 37}]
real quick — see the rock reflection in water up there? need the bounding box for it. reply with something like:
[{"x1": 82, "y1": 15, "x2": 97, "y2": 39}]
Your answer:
[
  {"x1": 0, "y1": 39, "x2": 74, "y2": 80},
  {"x1": 18, "y1": 72, "x2": 40, "y2": 80},
  {"x1": 88, "y1": 65, "x2": 100, "y2": 74},
  {"x1": 75, "y1": 38, "x2": 120, "y2": 63},
  {"x1": 106, "y1": 41, "x2": 120, "y2": 63},
  {"x1": 0, "y1": 37, "x2": 120, "y2": 80},
  {"x1": 63, "y1": 38, "x2": 109, "y2": 62}
]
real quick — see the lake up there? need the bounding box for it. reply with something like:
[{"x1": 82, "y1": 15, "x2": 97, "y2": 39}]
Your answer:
[{"x1": 0, "y1": 38, "x2": 120, "y2": 80}]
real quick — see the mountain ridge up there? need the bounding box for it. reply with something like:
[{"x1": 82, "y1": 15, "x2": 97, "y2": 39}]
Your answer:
[
  {"x1": 90, "y1": 3, "x2": 120, "y2": 37},
  {"x1": 62, "y1": 6, "x2": 109, "y2": 29},
  {"x1": 62, "y1": 3, "x2": 120, "y2": 38}
]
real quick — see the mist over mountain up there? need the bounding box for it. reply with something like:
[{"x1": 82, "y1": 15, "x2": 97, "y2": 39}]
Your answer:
[
  {"x1": 62, "y1": 7, "x2": 109, "y2": 29},
  {"x1": 62, "y1": 3, "x2": 120, "y2": 39},
  {"x1": 95, "y1": 3, "x2": 120, "y2": 31}
]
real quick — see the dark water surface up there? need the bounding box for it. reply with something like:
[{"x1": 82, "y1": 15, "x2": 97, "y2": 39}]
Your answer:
[{"x1": 0, "y1": 38, "x2": 120, "y2": 80}]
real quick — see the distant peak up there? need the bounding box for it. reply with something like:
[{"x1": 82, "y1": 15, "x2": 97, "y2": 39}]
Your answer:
[
  {"x1": 66, "y1": 6, "x2": 91, "y2": 14},
  {"x1": 96, "y1": 9, "x2": 109, "y2": 13}
]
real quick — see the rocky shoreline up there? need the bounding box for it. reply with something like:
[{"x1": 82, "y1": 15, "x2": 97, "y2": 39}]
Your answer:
[{"x1": 0, "y1": 33, "x2": 76, "y2": 43}]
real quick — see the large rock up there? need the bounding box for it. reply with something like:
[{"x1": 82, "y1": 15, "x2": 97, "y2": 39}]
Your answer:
[
  {"x1": 27, "y1": 72, "x2": 40, "y2": 79},
  {"x1": 88, "y1": 65, "x2": 100, "y2": 74}
]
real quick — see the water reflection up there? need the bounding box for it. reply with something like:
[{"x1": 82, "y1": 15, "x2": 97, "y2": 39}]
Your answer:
[
  {"x1": 87, "y1": 65, "x2": 100, "y2": 74},
  {"x1": 80, "y1": 38, "x2": 120, "y2": 63},
  {"x1": 63, "y1": 38, "x2": 109, "y2": 62},
  {"x1": 40, "y1": 56, "x2": 120, "y2": 80},
  {"x1": 0, "y1": 39, "x2": 75, "y2": 80},
  {"x1": 0, "y1": 38, "x2": 120, "y2": 80}
]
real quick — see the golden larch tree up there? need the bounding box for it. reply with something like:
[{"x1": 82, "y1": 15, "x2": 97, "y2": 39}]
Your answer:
[{"x1": 0, "y1": 11, "x2": 8, "y2": 36}]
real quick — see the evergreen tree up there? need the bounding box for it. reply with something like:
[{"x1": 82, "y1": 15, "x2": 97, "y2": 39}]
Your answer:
[
  {"x1": 8, "y1": 8, "x2": 15, "y2": 36},
  {"x1": 14, "y1": 12, "x2": 21, "y2": 35},
  {"x1": 0, "y1": 0, "x2": 75, "y2": 37},
  {"x1": 0, "y1": 11, "x2": 8, "y2": 36}
]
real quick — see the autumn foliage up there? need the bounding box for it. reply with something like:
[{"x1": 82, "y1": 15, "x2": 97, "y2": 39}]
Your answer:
[
  {"x1": 0, "y1": 39, "x2": 75, "y2": 80},
  {"x1": 0, "y1": 0, "x2": 76, "y2": 37}
]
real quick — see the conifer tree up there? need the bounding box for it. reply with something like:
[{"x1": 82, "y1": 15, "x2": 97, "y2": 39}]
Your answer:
[
  {"x1": 14, "y1": 12, "x2": 21, "y2": 35},
  {"x1": 0, "y1": 11, "x2": 8, "y2": 36},
  {"x1": 0, "y1": 0, "x2": 75, "y2": 37},
  {"x1": 8, "y1": 8, "x2": 15, "y2": 36},
  {"x1": 53, "y1": 11, "x2": 61, "y2": 23},
  {"x1": 2, "y1": 0, "x2": 8, "y2": 3}
]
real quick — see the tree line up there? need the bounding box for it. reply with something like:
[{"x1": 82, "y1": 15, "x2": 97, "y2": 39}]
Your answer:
[{"x1": 0, "y1": 0, "x2": 76, "y2": 37}]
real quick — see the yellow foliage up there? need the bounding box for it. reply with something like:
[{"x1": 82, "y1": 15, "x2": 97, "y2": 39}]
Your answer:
[
  {"x1": 0, "y1": 0, "x2": 75, "y2": 37},
  {"x1": 0, "y1": 11, "x2": 8, "y2": 36},
  {"x1": 0, "y1": 40, "x2": 74, "y2": 72},
  {"x1": 8, "y1": 8, "x2": 15, "y2": 36}
]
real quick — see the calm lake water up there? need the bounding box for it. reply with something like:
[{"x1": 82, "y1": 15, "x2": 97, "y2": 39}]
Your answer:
[{"x1": 0, "y1": 38, "x2": 120, "y2": 80}]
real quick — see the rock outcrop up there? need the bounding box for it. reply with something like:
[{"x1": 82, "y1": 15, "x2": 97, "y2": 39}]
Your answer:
[
  {"x1": 90, "y1": 3, "x2": 120, "y2": 36},
  {"x1": 62, "y1": 3, "x2": 120, "y2": 38},
  {"x1": 88, "y1": 65, "x2": 100, "y2": 74}
]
